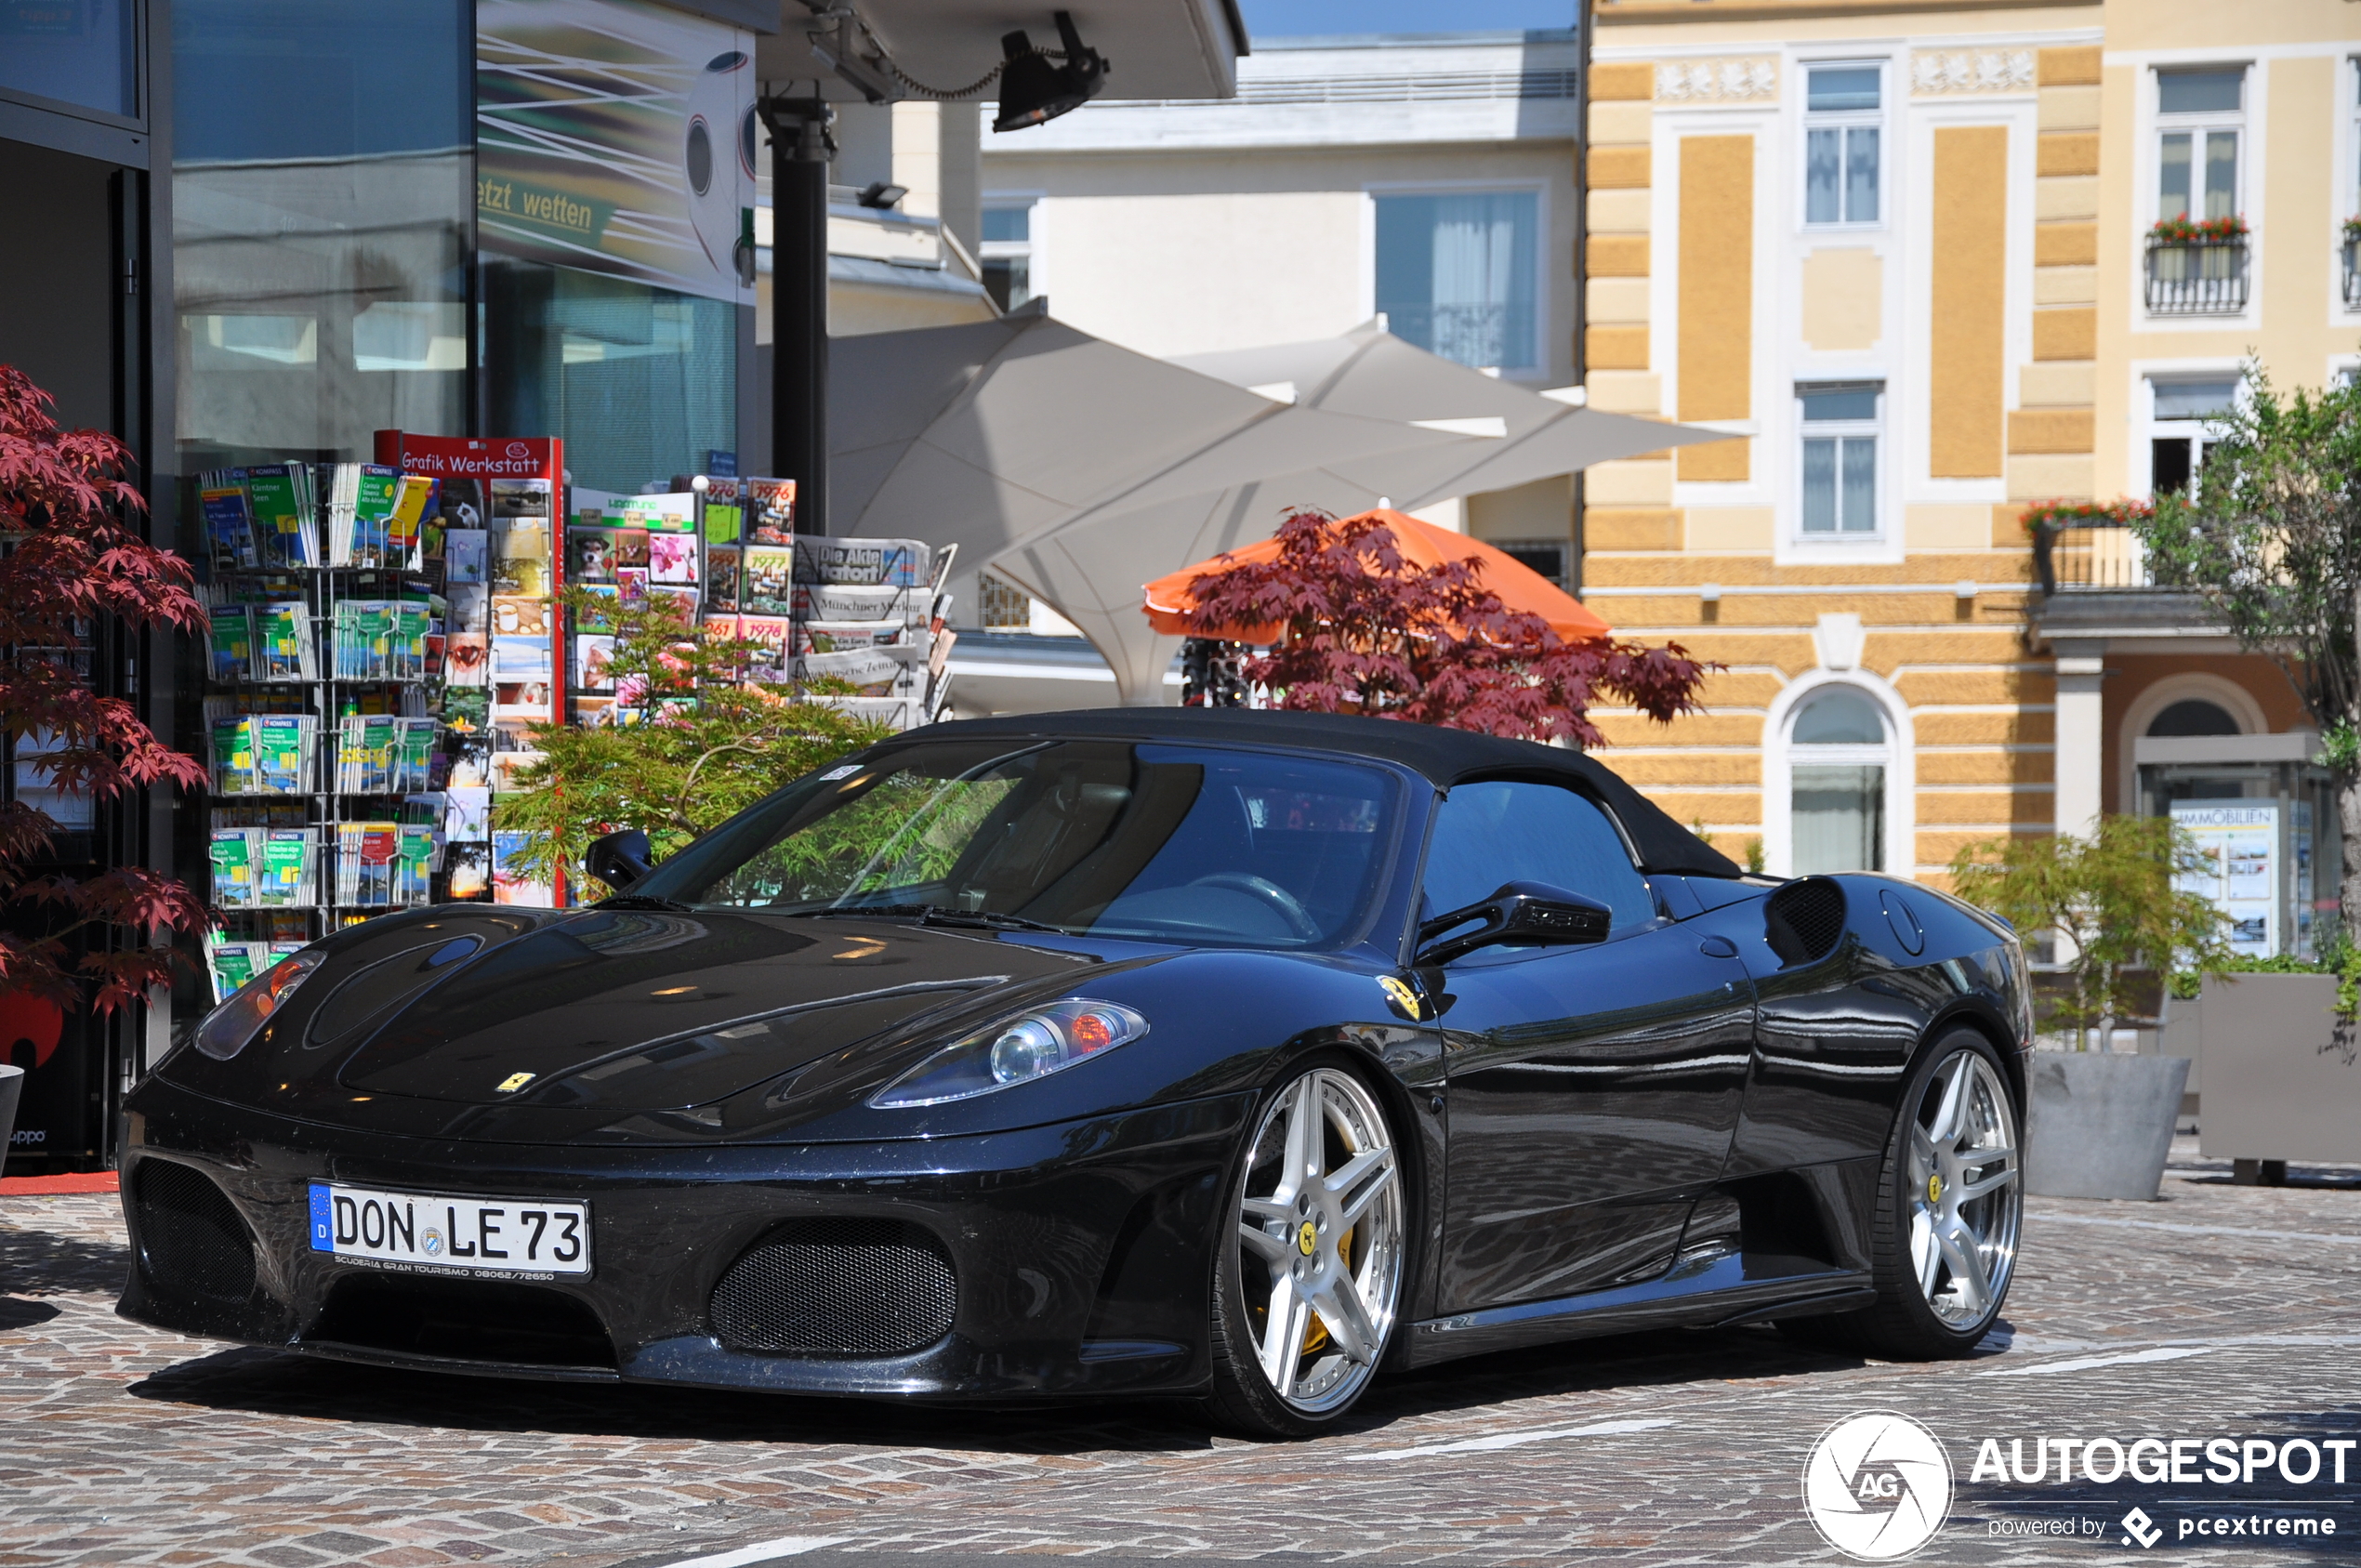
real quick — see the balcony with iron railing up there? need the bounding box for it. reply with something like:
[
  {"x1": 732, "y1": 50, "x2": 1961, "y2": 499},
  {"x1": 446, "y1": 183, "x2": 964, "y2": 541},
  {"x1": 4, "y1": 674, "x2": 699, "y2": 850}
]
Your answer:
[
  {"x1": 2028, "y1": 507, "x2": 2236, "y2": 643},
  {"x1": 2032, "y1": 518, "x2": 2153, "y2": 596},
  {"x1": 2144, "y1": 221, "x2": 2249, "y2": 315}
]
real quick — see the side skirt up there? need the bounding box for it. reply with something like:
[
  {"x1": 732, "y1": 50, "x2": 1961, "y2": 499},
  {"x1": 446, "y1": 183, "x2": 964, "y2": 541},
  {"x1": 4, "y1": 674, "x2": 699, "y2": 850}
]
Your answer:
[{"x1": 1400, "y1": 1252, "x2": 1874, "y2": 1369}]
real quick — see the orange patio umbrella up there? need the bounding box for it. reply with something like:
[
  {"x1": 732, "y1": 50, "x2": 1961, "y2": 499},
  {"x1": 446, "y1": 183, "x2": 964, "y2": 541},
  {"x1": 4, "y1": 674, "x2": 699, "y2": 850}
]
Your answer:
[{"x1": 1141, "y1": 508, "x2": 1614, "y2": 646}]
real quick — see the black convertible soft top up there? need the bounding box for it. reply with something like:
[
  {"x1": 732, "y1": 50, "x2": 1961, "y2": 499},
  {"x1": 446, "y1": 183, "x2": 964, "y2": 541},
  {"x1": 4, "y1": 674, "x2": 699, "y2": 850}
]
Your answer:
[{"x1": 894, "y1": 708, "x2": 1746, "y2": 879}]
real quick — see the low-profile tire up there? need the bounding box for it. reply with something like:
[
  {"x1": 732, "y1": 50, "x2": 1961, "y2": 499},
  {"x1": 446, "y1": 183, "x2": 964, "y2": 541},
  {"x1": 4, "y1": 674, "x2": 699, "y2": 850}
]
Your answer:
[
  {"x1": 1799, "y1": 1028, "x2": 2023, "y2": 1360},
  {"x1": 1202, "y1": 1060, "x2": 1408, "y2": 1438}
]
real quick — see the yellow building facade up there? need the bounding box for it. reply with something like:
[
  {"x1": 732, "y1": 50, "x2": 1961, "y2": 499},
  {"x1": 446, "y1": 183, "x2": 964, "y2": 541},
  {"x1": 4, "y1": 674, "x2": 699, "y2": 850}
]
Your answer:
[{"x1": 1582, "y1": 0, "x2": 2361, "y2": 927}]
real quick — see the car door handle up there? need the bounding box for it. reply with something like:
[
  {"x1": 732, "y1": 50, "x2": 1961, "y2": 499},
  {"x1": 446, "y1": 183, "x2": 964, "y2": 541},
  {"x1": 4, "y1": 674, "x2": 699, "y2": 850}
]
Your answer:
[{"x1": 1698, "y1": 935, "x2": 1738, "y2": 958}]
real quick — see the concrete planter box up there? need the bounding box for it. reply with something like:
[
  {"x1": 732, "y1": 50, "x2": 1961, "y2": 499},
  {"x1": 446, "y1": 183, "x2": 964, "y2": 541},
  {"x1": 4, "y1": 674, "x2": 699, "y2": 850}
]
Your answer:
[
  {"x1": 0, "y1": 1065, "x2": 20, "y2": 1172},
  {"x1": 2026, "y1": 1050, "x2": 2190, "y2": 1200},
  {"x1": 2196, "y1": 972, "x2": 2361, "y2": 1168}
]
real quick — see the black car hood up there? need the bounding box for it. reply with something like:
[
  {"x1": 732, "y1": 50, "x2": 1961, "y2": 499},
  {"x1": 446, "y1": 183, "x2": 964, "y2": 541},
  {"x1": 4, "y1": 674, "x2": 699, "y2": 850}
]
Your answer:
[{"x1": 162, "y1": 903, "x2": 1115, "y2": 1142}]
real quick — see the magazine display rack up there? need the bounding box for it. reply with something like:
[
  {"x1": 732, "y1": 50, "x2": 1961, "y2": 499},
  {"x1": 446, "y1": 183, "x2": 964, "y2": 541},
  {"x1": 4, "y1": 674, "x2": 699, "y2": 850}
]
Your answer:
[
  {"x1": 198, "y1": 437, "x2": 956, "y2": 992},
  {"x1": 196, "y1": 476, "x2": 456, "y2": 1002}
]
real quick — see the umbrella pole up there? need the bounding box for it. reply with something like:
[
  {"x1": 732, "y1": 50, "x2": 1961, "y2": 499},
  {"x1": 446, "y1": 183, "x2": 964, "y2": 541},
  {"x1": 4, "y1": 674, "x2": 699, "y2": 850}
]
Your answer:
[{"x1": 762, "y1": 97, "x2": 833, "y2": 537}]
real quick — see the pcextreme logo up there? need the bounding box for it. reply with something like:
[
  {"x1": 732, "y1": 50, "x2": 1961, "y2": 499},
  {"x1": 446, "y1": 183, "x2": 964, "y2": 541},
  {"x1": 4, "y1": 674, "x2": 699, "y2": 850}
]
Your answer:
[{"x1": 1804, "y1": 1411, "x2": 1956, "y2": 1561}]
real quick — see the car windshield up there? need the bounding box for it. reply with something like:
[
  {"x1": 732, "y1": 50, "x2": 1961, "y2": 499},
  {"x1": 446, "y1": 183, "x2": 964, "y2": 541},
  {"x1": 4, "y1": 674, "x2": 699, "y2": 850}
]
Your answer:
[{"x1": 630, "y1": 739, "x2": 1402, "y2": 949}]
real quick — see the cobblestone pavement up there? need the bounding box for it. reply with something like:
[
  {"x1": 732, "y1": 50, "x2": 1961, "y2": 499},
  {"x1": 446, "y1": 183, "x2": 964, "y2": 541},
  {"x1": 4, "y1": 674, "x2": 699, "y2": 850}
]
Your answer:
[{"x1": 6, "y1": 1138, "x2": 2358, "y2": 1568}]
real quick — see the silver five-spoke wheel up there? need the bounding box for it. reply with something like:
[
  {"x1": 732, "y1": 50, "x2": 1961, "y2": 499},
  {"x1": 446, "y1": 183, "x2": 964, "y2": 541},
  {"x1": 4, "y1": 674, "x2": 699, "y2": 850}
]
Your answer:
[
  {"x1": 1232, "y1": 1067, "x2": 1405, "y2": 1416},
  {"x1": 1906, "y1": 1048, "x2": 2020, "y2": 1327}
]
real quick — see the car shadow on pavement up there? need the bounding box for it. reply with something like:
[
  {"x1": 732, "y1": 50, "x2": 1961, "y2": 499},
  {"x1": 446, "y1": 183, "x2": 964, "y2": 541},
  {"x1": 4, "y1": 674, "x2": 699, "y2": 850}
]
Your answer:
[
  {"x1": 0, "y1": 1223, "x2": 131, "y2": 1297},
  {"x1": 124, "y1": 1319, "x2": 1886, "y2": 1456}
]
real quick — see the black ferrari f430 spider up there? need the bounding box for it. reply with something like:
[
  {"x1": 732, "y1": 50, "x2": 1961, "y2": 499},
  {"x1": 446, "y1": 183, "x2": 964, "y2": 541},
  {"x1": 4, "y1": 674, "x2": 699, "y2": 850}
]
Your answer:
[{"x1": 123, "y1": 709, "x2": 2031, "y2": 1436}]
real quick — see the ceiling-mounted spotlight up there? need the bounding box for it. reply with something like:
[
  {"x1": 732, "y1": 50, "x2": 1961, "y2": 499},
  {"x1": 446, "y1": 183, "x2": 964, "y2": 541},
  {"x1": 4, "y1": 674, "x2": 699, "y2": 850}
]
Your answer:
[{"x1": 994, "y1": 11, "x2": 1108, "y2": 133}]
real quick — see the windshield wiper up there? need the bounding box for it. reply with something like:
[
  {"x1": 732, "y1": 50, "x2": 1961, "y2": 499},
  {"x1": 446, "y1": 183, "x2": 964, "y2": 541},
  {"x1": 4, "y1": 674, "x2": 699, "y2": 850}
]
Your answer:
[
  {"x1": 597, "y1": 893, "x2": 696, "y2": 912},
  {"x1": 804, "y1": 903, "x2": 1070, "y2": 935}
]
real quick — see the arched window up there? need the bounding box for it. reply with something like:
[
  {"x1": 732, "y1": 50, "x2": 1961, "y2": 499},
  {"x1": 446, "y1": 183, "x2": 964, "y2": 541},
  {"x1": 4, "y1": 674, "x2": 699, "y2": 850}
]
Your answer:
[
  {"x1": 1788, "y1": 686, "x2": 1891, "y2": 873},
  {"x1": 2146, "y1": 698, "x2": 2239, "y2": 736}
]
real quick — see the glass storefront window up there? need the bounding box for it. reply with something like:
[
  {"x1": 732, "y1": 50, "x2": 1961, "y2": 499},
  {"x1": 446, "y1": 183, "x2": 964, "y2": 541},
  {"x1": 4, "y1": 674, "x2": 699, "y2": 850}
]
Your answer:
[
  {"x1": 2139, "y1": 760, "x2": 2341, "y2": 958},
  {"x1": 484, "y1": 263, "x2": 735, "y2": 495},
  {"x1": 0, "y1": 0, "x2": 137, "y2": 119},
  {"x1": 171, "y1": 0, "x2": 471, "y2": 469}
]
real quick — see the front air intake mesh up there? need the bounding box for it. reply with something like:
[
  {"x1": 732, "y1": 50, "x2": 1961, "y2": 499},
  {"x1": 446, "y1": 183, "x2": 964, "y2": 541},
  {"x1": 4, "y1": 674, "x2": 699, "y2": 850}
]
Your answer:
[
  {"x1": 710, "y1": 1219, "x2": 956, "y2": 1356},
  {"x1": 1765, "y1": 877, "x2": 1848, "y2": 966},
  {"x1": 132, "y1": 1159, "x2": 257, "y2": 1302}
]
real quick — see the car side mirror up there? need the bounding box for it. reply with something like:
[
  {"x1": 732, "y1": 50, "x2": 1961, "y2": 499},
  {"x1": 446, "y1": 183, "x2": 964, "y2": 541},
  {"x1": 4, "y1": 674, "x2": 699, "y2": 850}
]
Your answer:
[
  {"x1": 1416, "y1": 880, "x2": 1612, "y2": 966},
  {"x1": 586, "y1": 828, "x2": 654, "y2": 891}
]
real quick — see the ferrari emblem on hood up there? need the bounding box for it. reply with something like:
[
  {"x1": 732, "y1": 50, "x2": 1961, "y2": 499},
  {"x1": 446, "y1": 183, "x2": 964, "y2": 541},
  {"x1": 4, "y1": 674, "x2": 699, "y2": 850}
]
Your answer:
[{"x1": 495, "y1": 1072, "x2": 536, "y2": 1094}]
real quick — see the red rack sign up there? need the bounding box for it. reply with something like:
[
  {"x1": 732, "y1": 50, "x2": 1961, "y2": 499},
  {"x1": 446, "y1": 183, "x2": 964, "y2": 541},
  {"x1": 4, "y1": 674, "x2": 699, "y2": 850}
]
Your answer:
[{"x1": 373, "y1": 432, "x2": 562, "y2": 481}]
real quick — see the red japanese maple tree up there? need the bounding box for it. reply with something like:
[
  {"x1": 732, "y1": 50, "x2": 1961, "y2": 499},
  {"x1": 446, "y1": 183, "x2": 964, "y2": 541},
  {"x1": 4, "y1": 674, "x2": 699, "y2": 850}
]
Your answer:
[
  {"x1": 0, "y1": 364, "x2": 211, "y2": 1013},
  {"x1": 1180, "y1": 508, "x2": 1715, "y2": 746}
]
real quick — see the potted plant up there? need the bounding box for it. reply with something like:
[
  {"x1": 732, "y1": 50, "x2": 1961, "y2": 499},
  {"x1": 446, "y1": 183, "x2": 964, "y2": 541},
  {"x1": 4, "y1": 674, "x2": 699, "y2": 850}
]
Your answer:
[{"x1": 1951, "y1": 817, "x2": 2226, "y2": 1199}]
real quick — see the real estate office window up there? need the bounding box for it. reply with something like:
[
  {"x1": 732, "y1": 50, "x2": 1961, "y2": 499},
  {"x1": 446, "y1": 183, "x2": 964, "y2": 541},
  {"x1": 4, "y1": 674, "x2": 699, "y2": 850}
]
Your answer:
[
  {"x1": 1799, "y1": 384, "x2": 1882, "y2": 534},
  {"x1": 2156, "y1": 68, "x2": 2245, "y2": 223},
  {"x1": 1804, "y1": 64, "x2": 1882, "y2": 226}
]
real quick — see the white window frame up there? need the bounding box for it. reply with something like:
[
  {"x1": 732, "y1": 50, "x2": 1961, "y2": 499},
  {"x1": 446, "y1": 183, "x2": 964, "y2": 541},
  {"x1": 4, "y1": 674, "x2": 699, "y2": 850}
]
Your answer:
[
  {"x1": 1800, "y1": 59, "x2": 1887, "y2": 231},
  {"x1": 1763, "y1": 671, "x2": 1913, "y2": 879},
  {"x1": 979, "y1": 193, "x2": 1040, "y2": 312},
  {"x1": 2153, "y1": 66, "x2": 2246, "y2": 226},
  {"x1": 1794, "y1": 381, "x2": 1885, "y2": 539},
  {"x1": 2142, "y1": 370, "x2": 2244, "y2": 500},
  {"x1": 1363, "y1": 179, "x2": 1550, "y2": 377}
]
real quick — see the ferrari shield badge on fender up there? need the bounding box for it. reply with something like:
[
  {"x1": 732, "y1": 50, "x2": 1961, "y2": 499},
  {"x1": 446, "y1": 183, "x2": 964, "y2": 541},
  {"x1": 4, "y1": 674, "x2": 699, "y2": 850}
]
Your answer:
[
  {"x1": 495, "y1": 1072, "x2": 536, "y2": 1093},
  {"x1": 1377, "y1": 975, "x2": 1425, "y2": 1021}
]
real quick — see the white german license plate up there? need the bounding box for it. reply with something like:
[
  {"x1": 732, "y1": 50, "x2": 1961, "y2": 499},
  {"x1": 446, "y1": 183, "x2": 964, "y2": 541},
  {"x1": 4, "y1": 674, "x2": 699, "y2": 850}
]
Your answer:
[{"x1": 307, "y1": 1183, "x2": 590, "y2": 1276}]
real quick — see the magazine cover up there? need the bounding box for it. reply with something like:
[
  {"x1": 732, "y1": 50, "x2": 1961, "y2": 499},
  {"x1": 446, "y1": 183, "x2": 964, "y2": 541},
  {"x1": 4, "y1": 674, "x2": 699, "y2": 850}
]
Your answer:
[
  {"x1": 490, "y1": 596, "x2": 551, "y2": 638},
  {"x1": 745, "y1": 477, "x2": 795, "y2": 543},
  {"x1": 491, "y1": 829, "x2": 554, "y2": 907},
  {"x1": 794, "y1": 536, "x2": 929, "y2": 587},
  {"x1": 796, "y1": 646, "x2": 915, "y2": 696},
  {"x1": 568, "y1": 528, "x2": 618, "y2": 584},
  {"x1": 441, "y1": 784, "x2": 491, "y2": 845},
  {"x1": 447, "y1": 583, "x2": 489, "y2": 634},
  {"x1": 701, "y1": 478, "x2": 742, "y2": 545},
  {"x1": 446, "y1": 734, "x2": 493, "y2": 790},
  {"x1": 706, "y1": 545, "x2": 743, "y2": 613},
  {"x1": 794, "y1": 582, "x2": 920, "y2": 623},
  {"x1": 445, "y1": 841, "x2": 491, "y2": 901},
  {"x1": 208, "y1": 607, "x2": 254, "y2": 683},
  {"x1": 576, "y1": 584, "x2": 620, "y2": 631},
  {"x1": 200, "y1": 476, "x2": 259, "y2": 570},
  {"x1": 574, "y1": 635, "x2": 616, "y2": 692},
  {"x1": 743, "y1": 546, "x2": 795, "y2": 614},
  {"x1": 445, "y1": 633, "x2": 490, "y2": 687},
  {"x1": 733, "y1": 615, "x2": 792, "y2": 681},
  {"x1": 491, "y1": 479, "x2": 550, "y2": 518},
  {"x1": 648, "y1": 531, "x2": 698, "y2": 586},
  {"x1": 492, "y1": 634, "x2": 553, "y2": 682},
  {"x1": 440, "y1": 685, "x2": 491, "y2": 733}
]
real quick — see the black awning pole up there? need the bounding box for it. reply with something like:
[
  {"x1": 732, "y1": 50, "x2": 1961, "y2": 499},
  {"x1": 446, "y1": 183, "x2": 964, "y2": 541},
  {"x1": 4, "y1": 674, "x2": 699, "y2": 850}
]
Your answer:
[{"x1": 762, "y1": 98, "x2": 832, "y2": 535}]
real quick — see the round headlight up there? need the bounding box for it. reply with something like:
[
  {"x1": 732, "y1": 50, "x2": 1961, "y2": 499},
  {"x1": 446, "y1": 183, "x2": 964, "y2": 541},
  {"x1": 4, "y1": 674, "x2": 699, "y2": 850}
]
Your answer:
[{"x1": 989, "y1": 1018, "x2": 1064, "y2": 1085}]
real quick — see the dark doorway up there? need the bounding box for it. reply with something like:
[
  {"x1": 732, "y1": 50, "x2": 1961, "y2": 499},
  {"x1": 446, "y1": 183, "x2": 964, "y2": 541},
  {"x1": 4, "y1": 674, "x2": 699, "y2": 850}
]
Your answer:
[{"x1": 0, "y1": 138, "x2": 122, "y2": 433}]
